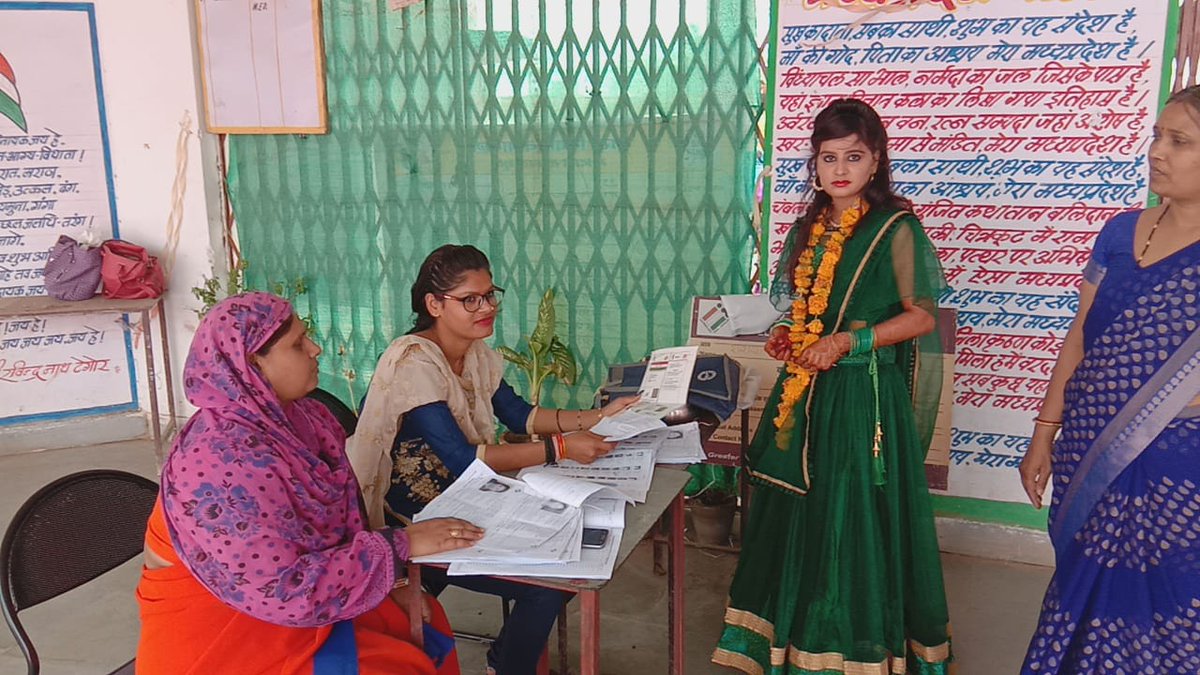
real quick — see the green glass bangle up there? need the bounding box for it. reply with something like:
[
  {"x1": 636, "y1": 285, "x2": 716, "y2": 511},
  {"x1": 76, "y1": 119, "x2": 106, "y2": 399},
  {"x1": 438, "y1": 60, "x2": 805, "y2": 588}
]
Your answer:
[{"x1": 850, "y1": 327, "x2": 875, "y2": 356}]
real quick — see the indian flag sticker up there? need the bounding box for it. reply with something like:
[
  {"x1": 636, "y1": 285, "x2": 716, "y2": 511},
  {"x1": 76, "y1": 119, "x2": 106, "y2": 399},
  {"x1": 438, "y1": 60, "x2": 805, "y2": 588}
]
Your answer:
[
  {"x1": 700, "y1": 304, "x2": 729, "y2": 333},
  {"x1": 0, "y1": 51, "x2": 28, "y2": 133}
]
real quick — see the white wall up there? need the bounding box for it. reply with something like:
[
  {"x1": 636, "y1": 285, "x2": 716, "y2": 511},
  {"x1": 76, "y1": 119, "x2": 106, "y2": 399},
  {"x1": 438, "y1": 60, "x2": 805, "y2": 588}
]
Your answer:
[
  {"x1": 89, "y1": 0, "x2": 224, "y2": 425},
  {"x1": 3, "y1": 0, "x2": 224, "y2": 448}
]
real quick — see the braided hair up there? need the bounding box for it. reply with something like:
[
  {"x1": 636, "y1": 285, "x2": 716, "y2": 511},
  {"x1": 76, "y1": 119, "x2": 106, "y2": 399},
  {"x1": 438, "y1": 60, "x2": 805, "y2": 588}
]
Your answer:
[{"x1": 409, "y1": 244, "x2": 492, "y2": 333}]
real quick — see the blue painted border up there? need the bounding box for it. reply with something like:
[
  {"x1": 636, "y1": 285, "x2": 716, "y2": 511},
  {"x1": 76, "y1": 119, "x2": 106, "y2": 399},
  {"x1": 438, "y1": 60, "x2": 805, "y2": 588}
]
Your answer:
[
  {"x1": 0, "y1": 402, "x2": 135, "y2": 427},
  {"x1": 0, "y1": 1, "x2": 140, "y2": 427}
]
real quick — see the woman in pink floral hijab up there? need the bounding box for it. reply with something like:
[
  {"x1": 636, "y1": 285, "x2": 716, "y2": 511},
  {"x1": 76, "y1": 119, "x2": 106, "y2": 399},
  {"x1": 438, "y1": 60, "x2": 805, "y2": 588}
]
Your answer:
[{"x1": 136, "y1": 292, "x2": 481, "y2": 675}]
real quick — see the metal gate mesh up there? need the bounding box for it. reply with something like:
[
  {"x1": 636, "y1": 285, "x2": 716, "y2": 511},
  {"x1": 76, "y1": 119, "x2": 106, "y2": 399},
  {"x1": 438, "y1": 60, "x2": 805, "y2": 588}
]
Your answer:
[{"x1": 229, "y1": 0, "x2": 761, "y2": 407}]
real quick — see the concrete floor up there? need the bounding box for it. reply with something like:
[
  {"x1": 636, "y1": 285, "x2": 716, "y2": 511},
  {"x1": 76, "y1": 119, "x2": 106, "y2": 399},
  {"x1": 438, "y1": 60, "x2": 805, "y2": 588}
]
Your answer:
[{"x1": 0, "y1": 440, "x2": 1053, "y2": 675}]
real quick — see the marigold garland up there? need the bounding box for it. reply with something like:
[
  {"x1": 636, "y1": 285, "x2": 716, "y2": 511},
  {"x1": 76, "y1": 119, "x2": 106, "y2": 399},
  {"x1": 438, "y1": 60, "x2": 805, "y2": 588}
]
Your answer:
[{"x1": 774, "y1": 199, "x2": 867, "y2": 433}]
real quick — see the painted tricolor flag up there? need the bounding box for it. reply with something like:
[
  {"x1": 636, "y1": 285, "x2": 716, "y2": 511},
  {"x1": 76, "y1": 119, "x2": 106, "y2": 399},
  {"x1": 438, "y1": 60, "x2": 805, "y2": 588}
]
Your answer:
[{"x1": 0, "y1": 51, "x2": 28, "y2": 133}]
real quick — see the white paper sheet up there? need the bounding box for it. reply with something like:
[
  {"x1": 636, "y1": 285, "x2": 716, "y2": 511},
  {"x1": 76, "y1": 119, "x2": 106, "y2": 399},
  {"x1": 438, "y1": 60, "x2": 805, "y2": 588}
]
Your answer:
[
  {"x1": 520, "y1": 470, "x2": 634, "y2": 508},
  {"x1": 590, "y1": 410, "x2": 668, "y2": 441},
  {"x1": 520, "y1": 440, "x2": 656, "y2": 503},
  {"x1": 582, "y1": 498, "x2": 626, "y2": 529},
  {"x1": 412, "y1": 461, "x2": 583, "y2": 564},
  {"x1": 738, "y1": 373, "x2": 762, "y2": 410},
  {"x1": 641, "y1": 422, "x2": 708, "y2": 464},
  {"x1": 448, "y1": 528, "x2": 625, "y2": 580},
  {"x1": 720, "y1": 293, "x2": 783, "y2": 336},
  {"x1": 592, "y1": 346, "x2": 699, "y2": 440},
  {"x1": 637, "y1": 346, "x2": 698, "y2": 405}
]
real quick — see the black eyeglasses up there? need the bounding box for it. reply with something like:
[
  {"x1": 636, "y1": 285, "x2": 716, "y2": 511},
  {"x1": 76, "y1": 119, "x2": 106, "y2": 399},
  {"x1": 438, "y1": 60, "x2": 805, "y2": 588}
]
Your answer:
[{"x1": 439, "y1": 287, "x2": 505, "y2": 313}]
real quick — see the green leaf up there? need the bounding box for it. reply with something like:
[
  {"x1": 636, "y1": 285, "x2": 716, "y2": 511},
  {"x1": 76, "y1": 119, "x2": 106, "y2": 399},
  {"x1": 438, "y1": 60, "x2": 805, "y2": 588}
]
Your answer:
[
  {"x1": 226, "y1": 260, "x2": 246, "y2": 298},
  {"x1": 496, "y1": 346, "x2": 532, "y2": 372},
  {"x1": 547, "y1": 337, "x2": 578, "y2": 385},
  {"x1": 529, "y1": 288, "x2": 556, "y2": 360},
  {"x1": 529, "y1": 368, "x2": 547, "y2": 407},
  {"x1": 498, "y1": 287, "x2": 576, "y2": 405}
]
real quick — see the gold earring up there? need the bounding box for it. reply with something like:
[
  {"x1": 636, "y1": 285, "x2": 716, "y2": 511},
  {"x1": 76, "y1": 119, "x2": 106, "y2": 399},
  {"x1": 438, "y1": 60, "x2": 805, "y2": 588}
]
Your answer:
[{"x1": 813, "y1": 176, "x2": 824, "y2": 192}]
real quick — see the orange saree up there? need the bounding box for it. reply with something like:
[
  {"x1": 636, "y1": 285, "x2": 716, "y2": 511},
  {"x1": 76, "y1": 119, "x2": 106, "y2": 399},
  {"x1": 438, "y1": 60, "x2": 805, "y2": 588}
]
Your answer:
[{"x1": 136, "y1": 500, "x2": 459, "y2": 675}]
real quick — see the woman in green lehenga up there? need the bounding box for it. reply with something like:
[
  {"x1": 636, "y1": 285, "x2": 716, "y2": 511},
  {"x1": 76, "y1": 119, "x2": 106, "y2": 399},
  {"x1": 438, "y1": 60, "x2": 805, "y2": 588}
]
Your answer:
[{"x1": 713, "y1": 99, "x2": 952, "y2": 674}]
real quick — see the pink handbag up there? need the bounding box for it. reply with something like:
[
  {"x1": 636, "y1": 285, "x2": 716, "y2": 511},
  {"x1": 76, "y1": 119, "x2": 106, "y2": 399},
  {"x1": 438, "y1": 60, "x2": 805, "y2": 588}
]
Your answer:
[{"x1": 99, "y1": 240, "x2": 165, "y2": 299}]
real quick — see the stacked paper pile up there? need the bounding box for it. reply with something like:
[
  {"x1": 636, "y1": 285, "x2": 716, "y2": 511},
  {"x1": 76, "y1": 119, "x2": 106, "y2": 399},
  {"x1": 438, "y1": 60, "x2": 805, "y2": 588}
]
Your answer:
[
  {"x1": 413, "y1": 461, "x2": 630, "y2": 579},
  {"x1": 518, "y1": 421, "x2": 707, "y2": 502},
  {"x1": 413, "y1": 346, "x2": 710, "y2": 579}
]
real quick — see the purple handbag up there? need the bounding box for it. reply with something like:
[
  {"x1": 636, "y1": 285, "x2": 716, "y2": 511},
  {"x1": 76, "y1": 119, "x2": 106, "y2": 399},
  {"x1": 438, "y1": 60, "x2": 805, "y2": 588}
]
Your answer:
[{"x1": 43, "y1": 235, "x2": 102, "y2": 301}]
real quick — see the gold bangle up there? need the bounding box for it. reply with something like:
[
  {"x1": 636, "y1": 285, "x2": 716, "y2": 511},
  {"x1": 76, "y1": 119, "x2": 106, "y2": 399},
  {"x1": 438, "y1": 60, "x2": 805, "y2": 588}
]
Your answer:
[{"x1": 1033, "y1": 418, "x2": 1062, "y2": 428}]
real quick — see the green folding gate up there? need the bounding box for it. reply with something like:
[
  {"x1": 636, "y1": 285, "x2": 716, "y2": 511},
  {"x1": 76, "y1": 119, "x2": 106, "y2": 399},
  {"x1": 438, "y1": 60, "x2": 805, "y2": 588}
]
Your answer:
[{"x1": 229, "y1": 0, "x2": 761, "y2": 408}]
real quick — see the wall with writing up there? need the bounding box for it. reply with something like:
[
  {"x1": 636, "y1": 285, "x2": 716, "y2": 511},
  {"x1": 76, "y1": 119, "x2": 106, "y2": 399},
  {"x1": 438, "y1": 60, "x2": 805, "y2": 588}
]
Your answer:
[
  {"x1": 0, "y1": 1, "x2": 224, "y2": 431},
  {"x1": 0, "y1": 4, "x2": 135, "y2": 422},
  {"x1": 763, "y1": 0, "x2": 1174, "y2": 503}
]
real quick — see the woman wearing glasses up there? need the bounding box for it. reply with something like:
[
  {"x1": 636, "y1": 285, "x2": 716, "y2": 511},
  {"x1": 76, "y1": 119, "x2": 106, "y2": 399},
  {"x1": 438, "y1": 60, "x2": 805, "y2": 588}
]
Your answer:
[{"x1": 349, "y1": 244, "x2": 634, "y2": 675}]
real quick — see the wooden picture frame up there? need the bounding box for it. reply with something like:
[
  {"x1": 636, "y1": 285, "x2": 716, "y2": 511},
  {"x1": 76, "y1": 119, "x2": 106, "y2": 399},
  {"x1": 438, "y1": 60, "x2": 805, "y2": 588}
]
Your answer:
[{"x1": 193, "y1": 0, "x2": 328, "y2": 134}]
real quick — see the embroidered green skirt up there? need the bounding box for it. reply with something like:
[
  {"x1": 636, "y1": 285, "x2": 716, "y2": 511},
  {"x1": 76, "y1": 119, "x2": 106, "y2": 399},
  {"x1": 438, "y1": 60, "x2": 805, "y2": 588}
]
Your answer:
[{"x1": 713, "y1": 354, "x2": 952, "y2": 674}]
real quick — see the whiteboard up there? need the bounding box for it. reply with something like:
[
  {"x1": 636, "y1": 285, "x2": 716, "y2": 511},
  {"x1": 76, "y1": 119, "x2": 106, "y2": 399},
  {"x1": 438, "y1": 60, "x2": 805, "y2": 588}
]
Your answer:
[{"x1": 195, "y1": 0, "x2": 328, "y2": 134}]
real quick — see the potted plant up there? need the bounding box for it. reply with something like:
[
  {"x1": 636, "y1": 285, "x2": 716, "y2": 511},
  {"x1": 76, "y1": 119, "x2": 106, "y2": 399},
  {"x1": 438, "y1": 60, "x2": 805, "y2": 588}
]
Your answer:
[
  {"x1": 685, "y1": 464, "x2": 739, "y2": 546},
  {"x1": 496, "y1": 288, "x2": 579, "y2": 431},
  {"x1": 191, "y1": 259, "x2": 309, "y2": 323}
]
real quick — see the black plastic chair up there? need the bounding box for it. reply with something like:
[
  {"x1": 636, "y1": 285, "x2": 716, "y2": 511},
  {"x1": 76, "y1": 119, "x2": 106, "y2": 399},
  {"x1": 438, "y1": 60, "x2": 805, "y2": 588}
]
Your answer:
[
  {"x1": 306, "y1": 386, "x2": 358, "y2": 436},
  {"x1": 1, "y1": 469, "x2": 159, "y2": 675}
]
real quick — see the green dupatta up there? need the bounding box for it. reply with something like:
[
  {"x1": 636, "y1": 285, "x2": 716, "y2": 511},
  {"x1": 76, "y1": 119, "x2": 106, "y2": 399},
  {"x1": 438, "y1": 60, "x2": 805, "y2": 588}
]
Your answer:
[{"x1": 750, "y1": 206, "x2": 947, "y2": 495}]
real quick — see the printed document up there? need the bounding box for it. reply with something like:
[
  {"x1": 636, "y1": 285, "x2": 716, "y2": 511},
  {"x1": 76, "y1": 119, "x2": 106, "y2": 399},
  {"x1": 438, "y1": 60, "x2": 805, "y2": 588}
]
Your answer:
[
  {"x1": 411, "y1": 461, "x2": 580, "y2": 564},
  {"x1": 642, "y1": 422, "x2": 708, "y2": 464},
  {"x1": 448, "y1": 527, "x2": 625, "y2": 580},
  {"x1": 582, "y1": 497, "x2": 627, "y2": 529},
  {"x1": 592, "y1": 346, "x2": 699, "y2": 440},
  {"x1": 412, "y1": 460, "x2": 629, "y2": 564},
  {"x1": 520, "y1": 437, "x2": 657, "y2": 503}
]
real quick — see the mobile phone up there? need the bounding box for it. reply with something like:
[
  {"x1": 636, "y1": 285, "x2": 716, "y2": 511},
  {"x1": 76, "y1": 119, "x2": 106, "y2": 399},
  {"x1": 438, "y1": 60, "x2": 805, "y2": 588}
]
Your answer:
[{"x1": 581, "y1": 527, "x2": 609, "y2": 549}]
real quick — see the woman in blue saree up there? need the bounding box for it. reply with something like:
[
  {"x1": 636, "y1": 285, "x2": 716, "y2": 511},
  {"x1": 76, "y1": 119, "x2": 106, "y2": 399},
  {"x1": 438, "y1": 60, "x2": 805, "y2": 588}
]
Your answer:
[{"x1": 1020, "y1": 85, "x2": 1200, "y2": 672}]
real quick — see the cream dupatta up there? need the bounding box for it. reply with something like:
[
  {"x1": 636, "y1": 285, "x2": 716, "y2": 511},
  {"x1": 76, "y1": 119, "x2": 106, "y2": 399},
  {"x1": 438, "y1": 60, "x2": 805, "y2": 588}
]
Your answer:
[{"x1": 348, "y1": 335, "x2": 507, "y2": 527}]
